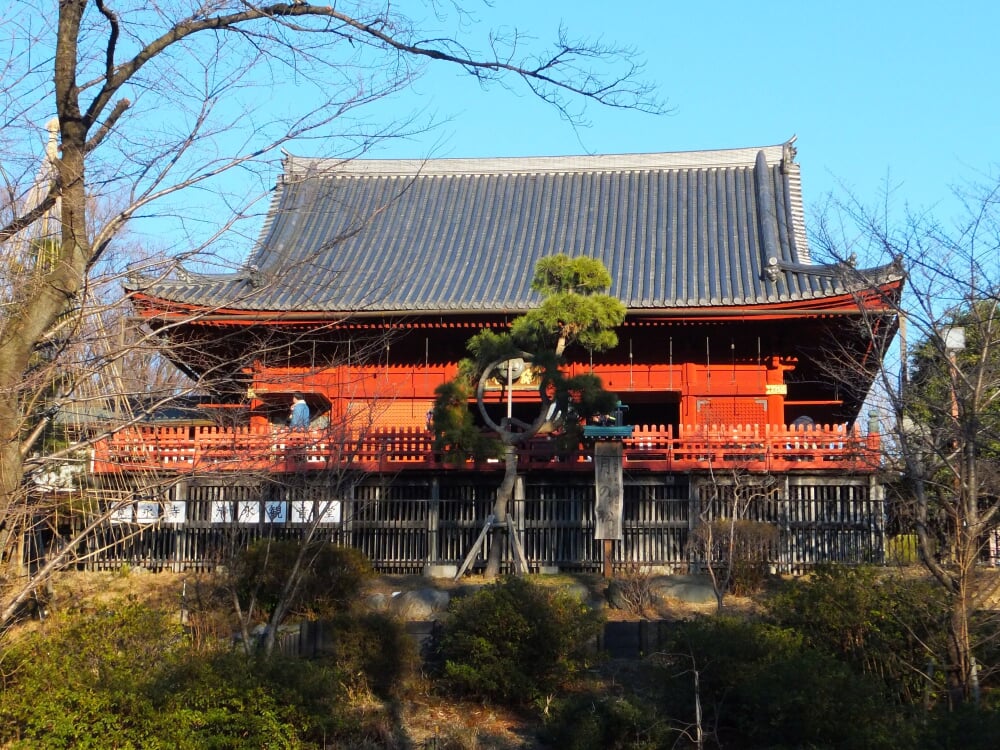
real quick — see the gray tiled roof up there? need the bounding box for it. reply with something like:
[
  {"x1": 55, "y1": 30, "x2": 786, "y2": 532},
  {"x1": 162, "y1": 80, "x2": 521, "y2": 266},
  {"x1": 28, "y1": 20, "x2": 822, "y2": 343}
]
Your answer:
[{"x1": 132, "y1": 141, "x2": 902, "y2": 314}]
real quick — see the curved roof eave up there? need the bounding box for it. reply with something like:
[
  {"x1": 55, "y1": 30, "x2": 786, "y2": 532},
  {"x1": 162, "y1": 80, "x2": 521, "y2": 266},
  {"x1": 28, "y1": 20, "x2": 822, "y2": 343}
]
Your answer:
[
  {"x1": 131, "y1": 141, "x2": 905, "y2": 317},
  {"x1": 130, "y1": 272, "x2": 904, "y2": 326}
]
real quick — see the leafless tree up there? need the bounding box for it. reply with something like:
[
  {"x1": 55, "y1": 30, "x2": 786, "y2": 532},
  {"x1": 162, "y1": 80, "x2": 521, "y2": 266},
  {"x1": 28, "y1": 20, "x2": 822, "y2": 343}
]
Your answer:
[
  {"x1": 0, "y1": 0, "x2": 660, "y2": 629},
  {"x1": 811, "y1": 172, "x2": 1000, "y2": 706},
  {"x1": 689, "y1": 467, "x2": 780, "y2": 612}
]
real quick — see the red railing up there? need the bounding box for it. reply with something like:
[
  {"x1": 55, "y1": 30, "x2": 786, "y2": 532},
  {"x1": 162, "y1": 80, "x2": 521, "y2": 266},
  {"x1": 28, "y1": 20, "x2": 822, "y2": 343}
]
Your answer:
[{"x1": 91, "y1": 422, "x2": 880, "y2": 475}]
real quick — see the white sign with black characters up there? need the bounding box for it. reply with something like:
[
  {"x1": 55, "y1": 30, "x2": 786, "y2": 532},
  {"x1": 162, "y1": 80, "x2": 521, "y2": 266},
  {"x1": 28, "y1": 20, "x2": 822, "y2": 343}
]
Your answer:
[
  {"x1": 136, "y1": 501, "x2": 160, "y2": 524},
  {"x1": 238, "y1": 501, "x2": 260, "y2": 524},
  {"x1": 162, "y1": 501, "x2": 186, "y2": 524},
  {"x1": 264, "y1": 501, "x2": 286, "y2": 523},
  {"x1": 289, "y1": 499, "x2": 341, "y2": 524},
  {"x1": 211, "y1": 501, "x2": 234, "y2": 523},
  {"x1": 316, "y1": 499, "x2": 341, "y2": 524},
  {"x1": 109, "y1": 503, "x2": 133, "y2": 524}
]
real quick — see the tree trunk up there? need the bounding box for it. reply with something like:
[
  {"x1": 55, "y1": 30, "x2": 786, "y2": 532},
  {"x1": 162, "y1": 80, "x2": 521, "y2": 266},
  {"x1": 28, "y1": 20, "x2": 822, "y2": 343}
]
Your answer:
[
  {"x1": 946, "y1": 585, "x2": 973, "y2": 706},
  {"x1": 485, "y1": 444, "x2": 518, "y2": 578},
  {"x1": 945, "y1": 503, "x2": 978, "y2": 707},
  {"x1": 0, "y1": 0, "x2": 91, "y2": 561}
]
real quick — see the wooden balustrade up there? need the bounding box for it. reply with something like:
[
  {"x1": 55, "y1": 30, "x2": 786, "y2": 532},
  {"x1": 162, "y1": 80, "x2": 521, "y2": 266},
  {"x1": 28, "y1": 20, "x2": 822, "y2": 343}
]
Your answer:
[{"x1": 91, "y1": 422, "x2": 880, "y2": 475}]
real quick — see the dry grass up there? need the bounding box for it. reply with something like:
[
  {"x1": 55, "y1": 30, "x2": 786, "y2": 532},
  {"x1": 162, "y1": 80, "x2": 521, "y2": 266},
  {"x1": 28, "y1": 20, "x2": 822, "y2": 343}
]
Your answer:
[
  {"x1": 31, "y1": 568, "x2": 755, "y2": 626},
  {"x1": 53, "y1": 568, "x2": 189, "y2": 611}
]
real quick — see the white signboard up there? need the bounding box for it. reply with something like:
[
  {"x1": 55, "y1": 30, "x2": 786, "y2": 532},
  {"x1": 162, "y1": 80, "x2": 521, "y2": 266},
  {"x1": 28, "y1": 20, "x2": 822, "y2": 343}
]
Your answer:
[
  {"x1": 263, "y1": 501, "x2": 286, "y2": 523},
  {"x1": 136, "y1": 501, "x2": 160, "y2": 524},
  {"x1": 317, "y1": 499, "x2": 341, "y2": 524},
  {"x1": 109, "y1": 503, "x2": 133, "y2": 524},
  {"x1": 289, "y1": 499, "x2": 341, "y2": 524},
  {"x1": 238, "y1": 501, "x2": 260, "y2": 524},
  {"x1": 211, "y1": 501, "x2": 234, "y2": 523},
  {"x1": 162, "y1": 501, "x2": 186, "y2": 524},
  {"x1": 290, "y1": 500, "x2": 312, "y2": 523}
]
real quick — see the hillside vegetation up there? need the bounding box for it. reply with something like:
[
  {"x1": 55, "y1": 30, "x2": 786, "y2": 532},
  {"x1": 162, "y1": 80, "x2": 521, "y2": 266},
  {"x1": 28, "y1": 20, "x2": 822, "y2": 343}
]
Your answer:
[{"x1": 1, "y1": 561, "x2": 999, "y2": 749}]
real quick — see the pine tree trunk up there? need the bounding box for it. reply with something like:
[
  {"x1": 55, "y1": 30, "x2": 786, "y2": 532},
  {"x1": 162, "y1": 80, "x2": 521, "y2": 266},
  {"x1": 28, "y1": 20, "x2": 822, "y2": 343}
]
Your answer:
[{"x1": 485, "y1": 445, "x2": 518, "y2": 578}]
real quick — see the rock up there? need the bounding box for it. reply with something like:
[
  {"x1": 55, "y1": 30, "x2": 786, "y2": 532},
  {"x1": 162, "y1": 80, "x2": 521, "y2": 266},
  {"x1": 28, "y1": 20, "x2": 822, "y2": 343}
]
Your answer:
[
  {"x1": 561, "y1": 581, "x2": 596, "y2": 604},
  {"x1": 605, "y1": 578, "x2": 629, "y2": 610},
  {"x1": 391, "y1": 587, "x2": 451, "y2": 620},
  {"x1": 650, "y1": 574, "x2": 718, "y2": 605}
]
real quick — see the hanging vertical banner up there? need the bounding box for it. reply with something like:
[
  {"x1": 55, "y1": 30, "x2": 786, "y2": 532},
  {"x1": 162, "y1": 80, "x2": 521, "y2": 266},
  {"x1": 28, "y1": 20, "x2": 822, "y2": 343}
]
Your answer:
[{"x1": 594, "y1": 441, "x2": 624, "y2": 540}]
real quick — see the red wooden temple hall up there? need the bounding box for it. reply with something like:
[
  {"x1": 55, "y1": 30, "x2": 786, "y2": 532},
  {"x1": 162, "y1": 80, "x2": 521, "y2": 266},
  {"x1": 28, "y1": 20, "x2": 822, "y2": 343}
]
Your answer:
[{"x1": 90, "y1": 139, "x2": 903, "y2": 573}]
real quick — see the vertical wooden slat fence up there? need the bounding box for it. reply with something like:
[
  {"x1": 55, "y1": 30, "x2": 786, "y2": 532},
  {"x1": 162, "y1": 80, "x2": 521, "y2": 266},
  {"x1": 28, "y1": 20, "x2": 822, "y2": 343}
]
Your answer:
[
  {"x1": 782, "y1": 480, "x2": 884, "y2": 569},
  {"x1": 689, "y1": 476, "x2": 884, "y2": 575},
  {"x1": 522, "y1": 481, "x2": 597, "y2": 570},
  {"x1": 348, "y1": 482, "x2": 429, "y2": 573},
  {"x1": 617, "y1": 480, "x2": 691, "y2": 569},
  {"x1": 436, "y1": 481, "x2": 498, "y2": 568},
  {"x1": 81, "y1": 473, "x2": 884, "y2": 574}
]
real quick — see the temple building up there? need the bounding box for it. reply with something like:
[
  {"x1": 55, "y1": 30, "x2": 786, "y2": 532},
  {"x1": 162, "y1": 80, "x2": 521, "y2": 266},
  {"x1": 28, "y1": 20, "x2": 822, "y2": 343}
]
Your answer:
[{"x1": 92, "y1": 139, "x2": 903, "y2": 574}]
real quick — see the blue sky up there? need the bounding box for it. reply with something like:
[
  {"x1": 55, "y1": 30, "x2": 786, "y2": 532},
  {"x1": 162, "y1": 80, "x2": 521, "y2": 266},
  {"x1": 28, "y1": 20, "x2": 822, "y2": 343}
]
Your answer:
[
  {"x1": 357, "y1": 0, "x2": 998, "y2": 228},
  {"x1": 104, "y1": 0, "x2": 997, "y2": 263}
]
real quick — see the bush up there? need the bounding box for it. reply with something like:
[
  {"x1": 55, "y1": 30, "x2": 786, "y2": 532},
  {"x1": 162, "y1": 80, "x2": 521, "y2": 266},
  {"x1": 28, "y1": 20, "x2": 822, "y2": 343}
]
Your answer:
[
  {"x1": 692, "y1": 518, "x2": 778, "y2": 597},
  {"x1": 324, "y1": 611, "x2": 421, "y2": 699},
  {"x1": 608, "y1": 565, "x2": 654, "y2": 616},
  {"x1": 764, "y1": 564, "x2": 949, "y2": 704},
  {"x1": 436, "y1": 576, "x2": 603, "y2": 706},
  {"x1": 541, "y1": 691, "x2": 672, "y2": 750},
  {"x1": 234, "y1": 540, "x2": 372, "y2": 619},
  {"x1": 0, "y1": 602, "x2": 302, "y2": 748},
  {"x1": 918, "y1": 703, "x2": 1000, "y2": 750},
  {"x1": 655, "y1": 616, "x2": 911, "y2": 749},
  {"x1": 0, "y1": 600, "x2": 378, "y2": 748},
  {"x1": 726, "y1": 519, "x2": 778, "y2": 595}
]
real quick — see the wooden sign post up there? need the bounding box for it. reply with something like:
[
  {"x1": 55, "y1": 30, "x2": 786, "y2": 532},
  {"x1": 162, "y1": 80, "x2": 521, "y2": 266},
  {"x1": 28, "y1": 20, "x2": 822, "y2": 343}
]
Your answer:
[
  {"x1": 593, "y1": 441, "x2": 624, "y2": 578},
  {"x1": 586, "y1": 403, "x2": 632, "y2": 579}
]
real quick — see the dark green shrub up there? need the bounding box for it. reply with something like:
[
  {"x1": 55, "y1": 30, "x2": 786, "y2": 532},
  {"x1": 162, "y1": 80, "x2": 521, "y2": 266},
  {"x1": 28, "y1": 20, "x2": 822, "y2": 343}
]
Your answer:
[
  {"x1": 0, "y1": 601, "x2": 369, "y2": 749},
  {"x1": 765, "y1": 564, "x2": 949, "y2": 704},
  {"x1": 436, "y1": 576, "x2": 603, "y2": 706},
  {"x1": 656, "y1": 616, "x2": 911, "y2": 749},
  {"x1": 918, "y1": 703, "x2": 1000, "y2": 749},
  {"x1": 0, "y1": 602, "x2": 301, "y2": 748},
  {"x1": 0, "y1": 602, "x2": 179, "y2": 748},
  {"x1": 235, "y1": 540, "x2": 372, "y2": 619},
  {"x1": 157, "y1": 648, "x2": 390, "y2": 749},
  {"x1": 541, "y1": 691, "x2": 672, "y2": 749}
]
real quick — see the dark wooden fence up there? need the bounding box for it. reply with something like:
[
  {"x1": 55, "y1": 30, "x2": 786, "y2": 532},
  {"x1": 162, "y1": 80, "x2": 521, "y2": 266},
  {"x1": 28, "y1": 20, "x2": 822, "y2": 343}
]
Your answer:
[{"x1": 81, "y1": 473, "x2": 884, "y2": 575}]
